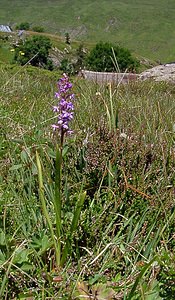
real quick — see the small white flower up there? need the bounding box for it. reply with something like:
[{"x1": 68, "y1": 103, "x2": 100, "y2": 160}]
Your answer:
[{"x1": 120, "y1": 133, "x2": 127, "y2": 139}]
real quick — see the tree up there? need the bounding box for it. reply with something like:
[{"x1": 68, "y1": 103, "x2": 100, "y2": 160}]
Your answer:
[
  {"x1": 14, "y1": 35, "x2": 53, "y2": 70},
  {"x1": 74, "y1": 43, "x2": 87, "y2": 72},
  {"x1": 86, "y1": 42, "x2": 139, "y2": 72},
  {"x1": 65, "y1": 32, "x2": 71, "y2": 45},
  {"x1": 60, "y1": 58, "x2": 74, "y2": 75}
]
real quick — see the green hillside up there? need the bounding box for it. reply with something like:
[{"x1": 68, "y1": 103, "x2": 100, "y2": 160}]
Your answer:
[{"x1": 1, "y1": 0, "x2": 175, "y2": 62}]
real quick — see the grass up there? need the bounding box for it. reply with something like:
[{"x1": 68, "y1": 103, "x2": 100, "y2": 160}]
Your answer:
[
  {"x1": 1, "y1": 0, "x2": 175, "y2": 62},
  {"x1": 0, "y1": 63, "x2": 175, "y2": 299},
  {"x1": 0, "y1": 38, "x2": 14, "y2": 64}
]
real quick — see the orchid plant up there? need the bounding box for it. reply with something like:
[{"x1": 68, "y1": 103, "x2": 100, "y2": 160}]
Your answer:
[{"x1": 36, "y1": 74, "x2": 86, "y2": 267}]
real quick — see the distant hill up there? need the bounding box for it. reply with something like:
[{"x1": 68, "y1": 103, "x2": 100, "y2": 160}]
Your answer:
[{"x1": 1, "y1": 0, "x2": 175, "y2": 62}]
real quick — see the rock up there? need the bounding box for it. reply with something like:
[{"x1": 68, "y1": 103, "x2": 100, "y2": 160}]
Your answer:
[{"x1": 139, "y1": 63, "x2": 175, "y2": 83}]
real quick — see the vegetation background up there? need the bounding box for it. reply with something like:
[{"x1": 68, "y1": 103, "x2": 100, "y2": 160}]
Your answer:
[
  {"x1": 0, "y1": 1, "x2": 175, "y2": 299},
  {"x1": 1, "y1": 0, "x2": 175, "y2": 62}
]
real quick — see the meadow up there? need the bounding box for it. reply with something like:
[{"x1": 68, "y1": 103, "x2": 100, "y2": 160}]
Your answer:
[
  {"x1": 0, "y1": 62, "x2": 175, "y2": 299},
  {"x1": 1, "y1": 0, "x2": 175, "y2": 62}
]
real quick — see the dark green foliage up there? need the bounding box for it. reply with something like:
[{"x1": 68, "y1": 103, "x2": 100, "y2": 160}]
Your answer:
[
  {"x1": 13, "y1": 35, "x2": 53, "y2": 69},
  {"x1": 60, "y1": 44, "x2": 87, "y2": 75},
  {"x1": 16, "y1": 22, "x2": 30, "y2": 30},
  {"x1": 86, "y1": 42, "x2": 140, "y2": 72},
  {"x1": 60, "y1": 58, "x2": 74, "y2": 75},
  {"x1": 74, "y1": 43, "x2": 87, "y2": 73},
  {"x1": 65, "y1": 32, "x2": 70, "y2": 44}
]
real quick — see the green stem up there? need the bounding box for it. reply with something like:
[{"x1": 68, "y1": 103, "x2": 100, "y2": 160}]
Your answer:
[
  {"x1": 53, "y1": 144, "x2": 62, "y2": 262},
  {"x1": 52, "y1": 131, "x2": 64, "y2": 266},
  {"x1": 36, "y1": 151, "x2": 60, "y2": 266},
  {"x1": 60, "y1": 191, "x2": 86, "y2": 266}
]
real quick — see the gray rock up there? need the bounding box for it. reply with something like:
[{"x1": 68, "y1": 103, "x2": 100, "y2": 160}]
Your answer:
[{"x1": 139, "y1": 63, "x2": 175, "y2": 83}]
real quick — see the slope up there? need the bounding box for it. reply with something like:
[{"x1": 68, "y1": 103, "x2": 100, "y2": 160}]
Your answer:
[{"x1": 1, "y1": 0, "x2": 175, "y2": 62}]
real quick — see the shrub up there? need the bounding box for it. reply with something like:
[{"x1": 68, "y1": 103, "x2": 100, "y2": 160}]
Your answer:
[
  {"x1": 60, "y1": 58, "x2": 74, "y2": 75},
  {"x1": 13, "y1": 35, "x2": 53, "y2": 70},
  {"x1": 86, "y1": 41, "x2": 140, "y2": 72},
  {"x1": 16, "y1": 22, "x2": 30, "y2": 30},
  {"x1": 74, "y1": 43, "x2": 87, "y2": 73}
]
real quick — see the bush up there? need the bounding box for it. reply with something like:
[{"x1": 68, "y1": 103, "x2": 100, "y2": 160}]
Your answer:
[
  {"x1": 60, "y1": 58, "x2": 74, "y2": 75},
  {"x1": 13, "y1": 35, "x2": 53, "y2": 70},
  {"x1": 16, "y1": 22, "x2": 30, "y2": 30},
  {"x1": 86, "y1": 42, "x2": 140, "y2": 72},
  {"x1": 74, "y1": 43, "x2": 87, "y2": 73}
]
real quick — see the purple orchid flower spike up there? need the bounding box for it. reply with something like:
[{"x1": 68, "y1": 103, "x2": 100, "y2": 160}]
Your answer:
[{"x1": 52, "y1": 74, "x2": 75, "y2": 142}]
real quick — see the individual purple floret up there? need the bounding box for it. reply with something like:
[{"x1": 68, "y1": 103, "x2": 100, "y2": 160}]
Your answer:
[{"x1": 52, "y1": 74, "x2": 75, "y2": 137}]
